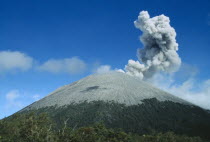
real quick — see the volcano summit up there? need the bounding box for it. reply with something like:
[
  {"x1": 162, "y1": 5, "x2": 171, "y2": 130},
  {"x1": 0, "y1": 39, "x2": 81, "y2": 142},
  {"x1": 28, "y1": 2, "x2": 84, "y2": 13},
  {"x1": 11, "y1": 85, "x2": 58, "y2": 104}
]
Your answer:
[{"x1": 23, "y1": 72, "x2": 189, "y2": 110}]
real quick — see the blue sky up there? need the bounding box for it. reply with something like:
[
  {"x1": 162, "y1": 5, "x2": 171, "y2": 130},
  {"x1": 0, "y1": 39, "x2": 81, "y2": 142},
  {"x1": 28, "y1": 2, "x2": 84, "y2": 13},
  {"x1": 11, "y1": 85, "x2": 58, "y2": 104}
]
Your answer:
[{"x1": 0, "y1": 0, "x2": 210, "y2": 118}]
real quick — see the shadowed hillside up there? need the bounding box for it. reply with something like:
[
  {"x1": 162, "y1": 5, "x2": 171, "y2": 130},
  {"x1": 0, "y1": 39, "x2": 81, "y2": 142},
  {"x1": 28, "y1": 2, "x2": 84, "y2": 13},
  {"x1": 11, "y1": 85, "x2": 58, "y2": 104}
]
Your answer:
[{"x1": 19, "y1": 98, "x2": 210, "y2": 141}]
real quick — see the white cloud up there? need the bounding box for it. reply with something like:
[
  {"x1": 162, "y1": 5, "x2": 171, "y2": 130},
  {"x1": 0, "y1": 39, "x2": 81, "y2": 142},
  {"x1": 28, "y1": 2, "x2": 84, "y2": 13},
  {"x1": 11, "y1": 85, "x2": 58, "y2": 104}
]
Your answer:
[
  {"x1": 0, "y1": 50, "x2": 88, "y2": 75},
  {"x1": 37, "y1": 57, "x2": 86, "y2": 74},
  {"x1": 32, "y1": 94, "x2": 41, "y2": 101},
  {"x1": 0, "y1": 51, "x2": 33, "y2": 73},
  {"x1": 0, "y1": 50, "x2": 89, "y2": 76},
  {"x1": 5, "y1": 90, "x2": 23, "y2": 109},
  {"x1": 6, "y1": 90, "x2": 20, "y2": 101},
  {"x1": 116, "y1": 69, "x2": 125, "y2": 73},
  {"x1": 169, "y1": 79, "x2": 210, "y2": 109},
  {"x1": 95, "y1": 65, "x2": 112, "y2": 74},
  {"x1": 1, "y1": 90, "x2": 43, "y2": 118},
  {"x1": 150, "y1": 73, "x2": 210, "y2": 110}
]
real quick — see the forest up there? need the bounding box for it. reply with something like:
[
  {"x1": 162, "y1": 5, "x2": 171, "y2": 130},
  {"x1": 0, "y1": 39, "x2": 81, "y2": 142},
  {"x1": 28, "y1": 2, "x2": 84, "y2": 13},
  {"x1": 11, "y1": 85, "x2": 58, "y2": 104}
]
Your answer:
[{"x1": 0, "y1": 112, "x2": 206, "y2": 142}]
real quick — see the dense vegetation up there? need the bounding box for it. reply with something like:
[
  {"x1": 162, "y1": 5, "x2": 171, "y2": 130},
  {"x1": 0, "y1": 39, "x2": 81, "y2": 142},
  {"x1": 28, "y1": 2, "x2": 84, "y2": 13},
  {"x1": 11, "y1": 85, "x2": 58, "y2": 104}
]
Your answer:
[
  {"x1": 22, "y1": 98, "x2": 210, "y2": 141},
  {"x1": 0, "y1": 112, "x2": 206, "y2": 142}
]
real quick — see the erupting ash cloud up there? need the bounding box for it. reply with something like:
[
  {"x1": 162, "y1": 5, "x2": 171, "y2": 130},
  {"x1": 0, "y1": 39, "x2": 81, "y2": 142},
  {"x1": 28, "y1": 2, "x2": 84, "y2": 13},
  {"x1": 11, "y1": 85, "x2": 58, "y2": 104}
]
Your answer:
[{"x1": 124, "y1": 11, "x2": 181, "y2": 80}]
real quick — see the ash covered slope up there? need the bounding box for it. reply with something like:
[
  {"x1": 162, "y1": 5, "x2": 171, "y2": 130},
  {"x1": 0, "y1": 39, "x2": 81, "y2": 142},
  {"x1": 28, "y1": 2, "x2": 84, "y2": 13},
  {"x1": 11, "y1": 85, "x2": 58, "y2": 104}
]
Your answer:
[{"x1": 24, "y1": 72, "x2": 190, "y2": 110}]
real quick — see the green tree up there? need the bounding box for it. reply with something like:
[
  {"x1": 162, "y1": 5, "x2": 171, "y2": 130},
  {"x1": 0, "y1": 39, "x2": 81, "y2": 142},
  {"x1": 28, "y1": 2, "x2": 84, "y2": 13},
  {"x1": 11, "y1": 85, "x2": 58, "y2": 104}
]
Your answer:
[{"x1": 0, "y1": 112, "x2": 56, "y2": 142}]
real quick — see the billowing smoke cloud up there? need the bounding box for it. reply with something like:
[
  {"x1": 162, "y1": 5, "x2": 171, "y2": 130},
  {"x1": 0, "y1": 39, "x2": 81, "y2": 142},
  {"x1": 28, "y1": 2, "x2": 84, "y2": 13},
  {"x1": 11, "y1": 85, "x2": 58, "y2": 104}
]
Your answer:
[{"x1": 124, "y1": 11, "x2": 181, "y2": 80}]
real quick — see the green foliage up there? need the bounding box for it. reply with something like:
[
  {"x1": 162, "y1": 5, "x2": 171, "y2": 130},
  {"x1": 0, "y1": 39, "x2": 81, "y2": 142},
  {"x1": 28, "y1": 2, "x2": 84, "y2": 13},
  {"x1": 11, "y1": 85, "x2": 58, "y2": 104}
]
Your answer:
[
  {"x1": 0, "y1": 112, "x2": 207, "y2": 142},
  {"x1": 131, "y1": 132, "x2": 203, "y2": 142},
  {"x1": 0, "y1": 112, "x2": 56, "y2": 142},
  {"x1": 0, "y1": 113, "x2": 130, "y2": 142},
  {"x1": 71, "y1": 123, "x2": 130, "y2": 142}
]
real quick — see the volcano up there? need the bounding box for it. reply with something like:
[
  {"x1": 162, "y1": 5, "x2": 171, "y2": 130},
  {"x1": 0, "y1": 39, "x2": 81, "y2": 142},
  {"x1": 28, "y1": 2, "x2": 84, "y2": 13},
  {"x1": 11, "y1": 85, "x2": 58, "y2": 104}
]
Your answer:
[{"x1": 19, "y1": 72, "x2": 210, "y2": 139}]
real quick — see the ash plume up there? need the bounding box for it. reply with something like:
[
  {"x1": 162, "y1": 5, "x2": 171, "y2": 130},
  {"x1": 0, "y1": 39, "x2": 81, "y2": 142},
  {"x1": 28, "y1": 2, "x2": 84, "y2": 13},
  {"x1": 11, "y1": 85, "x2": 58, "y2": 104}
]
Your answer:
[{"x1": 124, "y1": 11, "x2": 181, "y2": 80}]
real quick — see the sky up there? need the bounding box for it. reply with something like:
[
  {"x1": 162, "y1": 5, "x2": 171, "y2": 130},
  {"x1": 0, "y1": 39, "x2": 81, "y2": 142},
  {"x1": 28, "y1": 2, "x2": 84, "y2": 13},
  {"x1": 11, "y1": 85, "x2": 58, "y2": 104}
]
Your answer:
[{"x1": 0, "y1": 0, "x2": 210, "y2": 119}]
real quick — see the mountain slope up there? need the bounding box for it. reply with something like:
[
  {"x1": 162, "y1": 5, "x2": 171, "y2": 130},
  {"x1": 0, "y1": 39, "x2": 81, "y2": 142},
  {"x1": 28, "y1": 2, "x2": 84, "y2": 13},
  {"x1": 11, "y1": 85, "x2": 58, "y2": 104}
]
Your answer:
[{"x1": 18, "y1": 72, "x2": 210, "y2": 140}]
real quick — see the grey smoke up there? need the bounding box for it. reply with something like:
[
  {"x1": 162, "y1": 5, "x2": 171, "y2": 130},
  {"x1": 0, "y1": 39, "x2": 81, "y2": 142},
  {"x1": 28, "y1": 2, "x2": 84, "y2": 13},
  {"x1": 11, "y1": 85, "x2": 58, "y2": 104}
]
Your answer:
[{"x1": 124, "y1": 11, "x2": 181, "y2": 80}]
